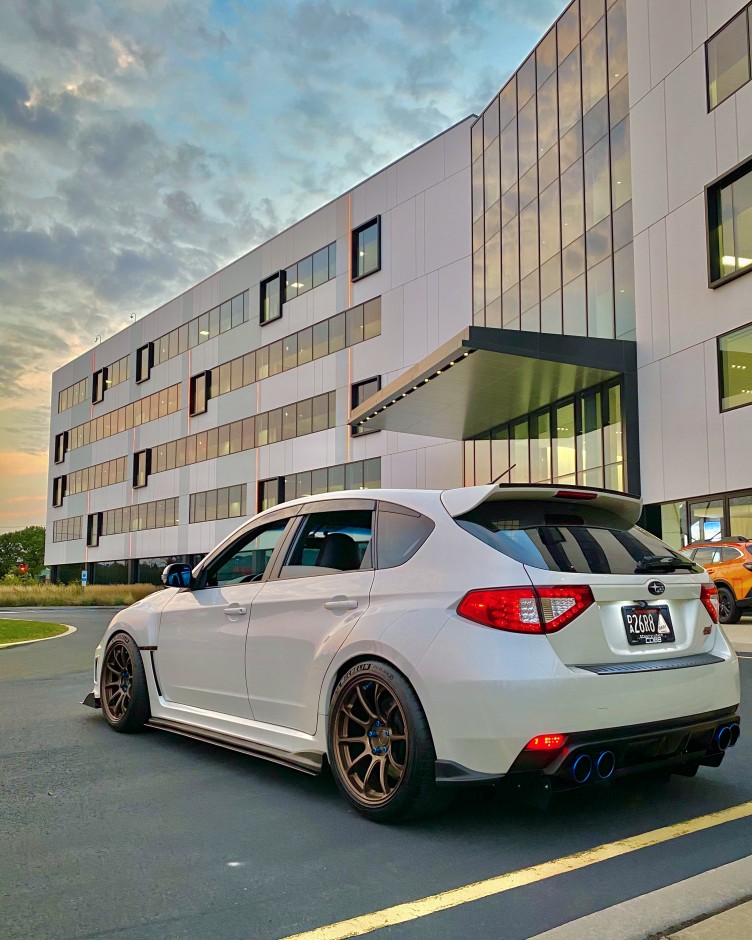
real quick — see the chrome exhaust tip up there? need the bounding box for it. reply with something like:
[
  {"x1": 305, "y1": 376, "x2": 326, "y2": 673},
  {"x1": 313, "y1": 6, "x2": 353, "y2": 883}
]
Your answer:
[
  {"x1": 571, "y1": 753, "x2": 593, "y2": 784},
  {"x1": 595, "y1": 750, "x2": 616, "y2": 780}
]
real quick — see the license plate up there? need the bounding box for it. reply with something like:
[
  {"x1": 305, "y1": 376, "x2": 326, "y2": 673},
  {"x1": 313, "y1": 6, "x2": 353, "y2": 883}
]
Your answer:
[{"x1": 622, "y1": 605, "x2": 675, "y2": 645}]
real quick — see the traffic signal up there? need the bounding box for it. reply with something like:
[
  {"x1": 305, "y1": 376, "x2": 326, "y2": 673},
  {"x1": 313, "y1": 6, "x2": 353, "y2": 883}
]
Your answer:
[{"x1": 18, "y1": 564, "x2": 27, "y2": 573}]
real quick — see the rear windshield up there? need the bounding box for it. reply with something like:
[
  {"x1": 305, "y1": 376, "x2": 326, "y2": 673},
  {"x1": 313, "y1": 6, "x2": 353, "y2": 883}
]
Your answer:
[{"x1": 456, "y1": 500, "x2": 704, "y2": 575}]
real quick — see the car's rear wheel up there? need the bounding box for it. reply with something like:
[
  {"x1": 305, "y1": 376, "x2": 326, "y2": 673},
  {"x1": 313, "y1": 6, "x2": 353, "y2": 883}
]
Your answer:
[
  {"x1": 328, "y1": 660, "x2": 452, "y2": 823},
  {"x1": 100, "y1": 633, "x2": 150, "y2": 733},
  {"x1": 717, "y1": 585, "x2": 741, "y2": 625}
]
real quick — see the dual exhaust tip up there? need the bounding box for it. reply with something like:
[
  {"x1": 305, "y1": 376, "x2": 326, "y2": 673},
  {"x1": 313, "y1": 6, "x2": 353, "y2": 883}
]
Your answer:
[
  {"x1": 715, "y1": 723, "x2": 741, "y2": 751},
  {"x1": 571, "y1": 750, "x2": 616, "y2": 785},
  {"x1": 570, "y1": 722, "x2": 740, "y2": 782}
]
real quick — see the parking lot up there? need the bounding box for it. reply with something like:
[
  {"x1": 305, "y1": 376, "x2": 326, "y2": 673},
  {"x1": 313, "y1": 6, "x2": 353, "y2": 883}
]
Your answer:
[{"x1": 1, "y1": 608, "x2": 751, "y2": 940}]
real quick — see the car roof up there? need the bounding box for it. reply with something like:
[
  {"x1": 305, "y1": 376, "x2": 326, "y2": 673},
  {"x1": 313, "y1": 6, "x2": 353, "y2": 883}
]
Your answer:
[
  {"x1": 685, "y1": 538, "x2": 752, "y2": 547},
  {"x1": 254, "y1": 483, "x2": 643, "y2": 524}
]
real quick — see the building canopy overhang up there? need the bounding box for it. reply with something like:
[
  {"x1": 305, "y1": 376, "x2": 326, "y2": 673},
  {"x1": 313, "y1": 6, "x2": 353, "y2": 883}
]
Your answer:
[{"x1": 350, "y1": 326, "x2": 638, "y2": 440}]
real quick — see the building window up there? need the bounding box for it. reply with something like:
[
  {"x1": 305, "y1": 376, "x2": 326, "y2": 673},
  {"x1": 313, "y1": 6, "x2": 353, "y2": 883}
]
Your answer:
[
  {"x1": 133, "y1": 449, "x2": 151, "y2": 488},
  {"x1": 285, "y1": 241, "x2": 337, "y2": 302},
  {"x1": 54, "y1": 431, "x2": 68, "y2": 464},
  {"x1": 351, "y1": 376, "x2": 381, "y2": 435},
  {"x1": 707, "y1": 7, "x2": 752, "y2": 110},
  {"x1": 719, "y1": 321, "x2": 752, "y2": 411},
  {"x1": 58, "y1": 377, "x2": 88, "y2": 413},
  {"x1": 262, "y1": 458, "x2": 381, "y2": 509},
  {"x1": 465, "y1": 379, "x2": 624, "y2": 491},
  {"x1": 352, "y1": 217, "x2": 381, "y2": 280},
  {"x1": 189, "y1": 484, "x2": 247, "y2": 523},
  {"x1": 87, "y1": 512, "x2": 102, "y2": 547},
  {"x1": 92, "y1": 368, "x2": 107, "y2": 404},
  {"x1": 260, "y1": 271, "x2": 284, "y2": 324},
  {"x1": 190, "y1": 371, "x2": 211, "y2": 415},
  {"x1": 707, "y1": 158, "x2": 752, "y2": 286},
  {"x1": 136, "y1": 343, "x2": 153, "y2": 383},
  {"x1": 258, "y1": 478, "x2": 283, "y2": 512},
  {"x1": 52, "y1": 516, "x2": 83, "y2": 543},
  {"x1": 52, "y1": 475, "x2": 66, "y2": 507}
]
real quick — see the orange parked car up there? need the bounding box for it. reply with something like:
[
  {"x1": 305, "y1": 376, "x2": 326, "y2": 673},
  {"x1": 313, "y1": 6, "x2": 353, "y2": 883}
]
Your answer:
[{"x1": 681, "y1": 538, "x2": 752, "y2": 624}]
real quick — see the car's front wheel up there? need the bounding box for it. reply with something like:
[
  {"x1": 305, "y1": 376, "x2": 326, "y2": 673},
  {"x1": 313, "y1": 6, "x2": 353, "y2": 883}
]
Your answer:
[
  {"x1": 100, "y1": 633, "x2": 151, "y2": 732},
  {"x1": 328, "y1": 660, "x2": 451, "y2": 822},
  {"x1": 717, "y1": 585, "x2": 742, "y2": 625}
]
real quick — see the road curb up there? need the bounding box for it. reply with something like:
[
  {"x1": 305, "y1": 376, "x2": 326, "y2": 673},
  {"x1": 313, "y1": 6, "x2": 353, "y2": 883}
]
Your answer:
[
  {"x1": 0, "y1": 606, "x2": 124, "y2": 612},
  {"x1": 526, "y1": 855, "x2": 752, "y2": 940},
  {"x1": 0, "y1": 624, "x2": 77, "y2": 650}
]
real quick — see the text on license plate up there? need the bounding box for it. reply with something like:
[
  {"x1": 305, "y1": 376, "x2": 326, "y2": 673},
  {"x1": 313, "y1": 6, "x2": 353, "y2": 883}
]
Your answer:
[{"x1": 622, "y1": 605, "x2": 675, "y2": 645}]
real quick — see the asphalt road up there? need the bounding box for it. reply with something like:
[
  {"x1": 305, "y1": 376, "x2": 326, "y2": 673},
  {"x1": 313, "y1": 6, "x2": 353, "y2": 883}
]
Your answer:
[{"x1": 1, "y1": 608, "x2": 751, "y2": 940}]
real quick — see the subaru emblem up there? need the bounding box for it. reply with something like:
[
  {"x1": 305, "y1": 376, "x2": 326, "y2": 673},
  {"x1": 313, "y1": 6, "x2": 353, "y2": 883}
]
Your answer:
[{"x1": 648, "y1": 580, "x2": 666, "y2": 596}]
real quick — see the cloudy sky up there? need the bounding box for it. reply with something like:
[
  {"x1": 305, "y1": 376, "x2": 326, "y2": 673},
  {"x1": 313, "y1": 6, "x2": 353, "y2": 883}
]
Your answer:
[{"x1": 0, "y1": 0, "x2": 566, "y2": 531}]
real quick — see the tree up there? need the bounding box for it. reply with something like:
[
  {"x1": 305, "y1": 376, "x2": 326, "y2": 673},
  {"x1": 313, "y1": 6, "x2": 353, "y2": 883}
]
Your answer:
[{"x1": 0, "y1": 526, "x2": 46, "y2": 579}]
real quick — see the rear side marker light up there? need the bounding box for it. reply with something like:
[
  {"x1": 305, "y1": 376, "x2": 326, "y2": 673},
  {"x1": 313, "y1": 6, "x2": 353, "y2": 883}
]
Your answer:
[
  {"x1": 457, "y1": 585, "x2": 595, "y2": 633},
  {"x1": 700, "y1": 584, "x2": 719, "y2": 624},
  {"x1": 525, "y1": 734, "x2": 567, "y2": 751}
]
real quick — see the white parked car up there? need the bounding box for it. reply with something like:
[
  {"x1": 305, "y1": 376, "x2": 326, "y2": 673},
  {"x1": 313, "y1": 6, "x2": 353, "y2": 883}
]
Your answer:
[{"x1": 85, "y1": 484, "x2": 741, "y2": 822}]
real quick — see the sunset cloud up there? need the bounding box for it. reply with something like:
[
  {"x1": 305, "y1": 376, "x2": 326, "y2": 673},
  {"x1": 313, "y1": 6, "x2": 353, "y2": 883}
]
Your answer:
[{"x1": 0, "y1": 0, "x2": 566, "y2": 529}]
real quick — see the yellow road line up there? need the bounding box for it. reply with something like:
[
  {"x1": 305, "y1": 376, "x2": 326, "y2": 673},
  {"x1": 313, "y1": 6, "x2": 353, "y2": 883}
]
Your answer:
[{"x1": 279, "y1": 801, "x2": 752, "y2": 940}]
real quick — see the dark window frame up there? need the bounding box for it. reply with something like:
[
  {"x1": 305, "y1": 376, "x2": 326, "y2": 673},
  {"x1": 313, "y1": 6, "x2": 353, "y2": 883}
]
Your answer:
[
  {"x1": 351, "y1": 375, "x2": 382, "y2": 436},
  {"x1": 716, "y1": 318, "x2": 752, "y2": 413},
  {"x1": 52, "y1": 475, "x2": 66, "y2": 507},
  {"x1": 705, "y1": 4, "x2": 752, "y2": 112},
  {"x1": 260, "y1": 271, "x2": 285, "y2": 325},
  {"x1": 54, "y1": 431, "x2": 68, "y2": 465},
  {"x1": 92, "y1": 367, "x2": 108, "y2": 404},
  {"x1": 706, "y1": 155, "x2": 752, "y2": 288},
  {"x1": 189, "y1": 371, "x2": 211, "y2": 416},
  {"x1": 352, "y1": 216, "x2": 381, "y2": 281},
  {"x1": 136, "y1": 342, "x2": 154, "y2": 384},
  {"x1": 87, "y1": 512, "x2": 102, "y2": 548},
  {"x1": 133, "y1": 449, "x2": 152, "y2": 488}
]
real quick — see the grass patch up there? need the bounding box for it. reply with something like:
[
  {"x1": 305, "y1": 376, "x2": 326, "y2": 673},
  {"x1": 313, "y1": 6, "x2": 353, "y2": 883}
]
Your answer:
[
  {"x1": 0, "y1": 583, "x2": 158, "y2": 608},
  {"x1": 0, "y1": 618, "x2": 69, "y2": 645}
]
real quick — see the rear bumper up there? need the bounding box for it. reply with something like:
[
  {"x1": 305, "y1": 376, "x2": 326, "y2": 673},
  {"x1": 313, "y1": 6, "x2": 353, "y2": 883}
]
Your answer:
[
  {"x1": 417, "y1": 616, "x2": 740, "y2": 776},
  {"x1": 507, "y1": 707, "x2": 740, "y2": 790}
]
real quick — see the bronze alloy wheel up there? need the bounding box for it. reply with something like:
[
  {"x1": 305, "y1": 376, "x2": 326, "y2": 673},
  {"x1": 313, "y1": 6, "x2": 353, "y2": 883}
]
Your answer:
[
  {"x1": 332, "y1": 676, "x2": 408, "y2": 806},
  {"x1": 102, "y1": 638, "x2": 135, "y2": 723}
]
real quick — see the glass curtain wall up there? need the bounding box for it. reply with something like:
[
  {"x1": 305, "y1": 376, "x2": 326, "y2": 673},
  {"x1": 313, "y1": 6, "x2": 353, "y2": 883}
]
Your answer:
[
  {"x1": 464, "y1": 379, "x2": 624, "y2": 488},
  {"x1": 654, "y1": 490, "x2": 752, "y2": 548},
  {"x1": 472, "y1": 0, "x2": 633, "y2": 340}
]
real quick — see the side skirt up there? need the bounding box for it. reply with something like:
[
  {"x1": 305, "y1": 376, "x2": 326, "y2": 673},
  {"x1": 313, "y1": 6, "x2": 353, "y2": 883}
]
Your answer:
[{"x1": 145, "y1": 717, "x2": 324, "y2": 776}]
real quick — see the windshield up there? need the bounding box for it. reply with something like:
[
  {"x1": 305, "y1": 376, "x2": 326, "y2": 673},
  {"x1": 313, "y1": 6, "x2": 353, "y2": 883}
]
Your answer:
[{"x1": 456, "y1": 500, "x2": 705, "y2": 575}]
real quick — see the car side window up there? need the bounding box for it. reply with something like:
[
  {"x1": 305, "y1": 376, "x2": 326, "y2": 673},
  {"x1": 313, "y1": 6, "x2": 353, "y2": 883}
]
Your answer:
[
  {"x1": 204, "y1": 519, "x2": 289, "y2": 587},
  {"x1": 693, "y1": 547, "x2": 721, "y2": 565},
  {"x1": 377, "y1": 503, "x2": 434, "y2": 568},
  {"x1": 280, "y1": 509, "x2": 373, "y2": 577},
  {"x1": 720, "y1": 547, "x2": 743, "y2": 562}
]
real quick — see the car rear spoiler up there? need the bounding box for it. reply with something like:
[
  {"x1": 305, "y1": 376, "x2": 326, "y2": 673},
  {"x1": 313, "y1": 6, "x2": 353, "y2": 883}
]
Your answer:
[{"x1": 440, "y1": 483, "x2": 643, "y2": 527}]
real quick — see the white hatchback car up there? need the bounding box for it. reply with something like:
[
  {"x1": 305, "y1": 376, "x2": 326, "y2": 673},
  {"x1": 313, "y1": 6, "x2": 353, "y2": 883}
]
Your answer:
[{"x1": 85, "y1": 484, "x2": 741, "y2": 822}]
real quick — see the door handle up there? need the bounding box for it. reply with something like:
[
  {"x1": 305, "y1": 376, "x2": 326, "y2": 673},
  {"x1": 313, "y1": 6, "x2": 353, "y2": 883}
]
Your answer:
[
  {"x1": 325, "y1": 597, "x2": 358, "y2": 611},
  {"x1": 223, "y1": 606, "x2": 247, "y2": 616}
]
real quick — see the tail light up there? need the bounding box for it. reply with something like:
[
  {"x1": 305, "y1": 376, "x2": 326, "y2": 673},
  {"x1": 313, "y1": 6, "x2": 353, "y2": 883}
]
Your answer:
[
  {"x1": 525, "y1": 734, "x2": 567, "y2": 751},
  {"x1": 743, "y1": 562, "x2": 752, "y2": 572},
  {"x1": 700, "y1": 584, "x2": 719, "y2": 623},
  {"x1": 457, "y1": 585, "x2": 595, "y2": 634}
]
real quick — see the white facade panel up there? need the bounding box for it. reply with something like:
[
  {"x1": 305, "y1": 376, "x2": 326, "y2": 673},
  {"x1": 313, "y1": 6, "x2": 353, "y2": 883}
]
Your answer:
[
  {"x1": 632, "y1": 0, "x2": 752, "y2": 523},
  {"x1": 46, "y1": 119, "x2": 475, "y2": 576}
]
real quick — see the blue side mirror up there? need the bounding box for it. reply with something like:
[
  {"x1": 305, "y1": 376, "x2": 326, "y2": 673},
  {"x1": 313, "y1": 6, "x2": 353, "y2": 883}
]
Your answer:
[{"x1": 161, "y1": 563, "x2": 193, "y2": 589}]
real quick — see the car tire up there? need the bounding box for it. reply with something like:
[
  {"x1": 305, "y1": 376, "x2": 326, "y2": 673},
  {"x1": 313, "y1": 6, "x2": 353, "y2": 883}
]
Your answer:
[
  {"x1": 717, "y1": 585, "x2": 742, "y2": 625},
  {"x1": 328, "y1": 660, "x2": 453, "y2": 823},
  {"x1": 100, "y1": 633, "x2": 151, "y2": 733}
]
